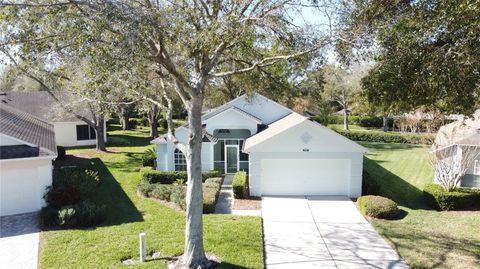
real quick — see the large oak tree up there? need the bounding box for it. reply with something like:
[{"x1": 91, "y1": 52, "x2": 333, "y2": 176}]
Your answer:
[
  {"x1": 1, "y1": 1, "x2": 341, "y2": 267},
  {"x1": 342, "y1": 0, "x2": 480, "y2": 115}
]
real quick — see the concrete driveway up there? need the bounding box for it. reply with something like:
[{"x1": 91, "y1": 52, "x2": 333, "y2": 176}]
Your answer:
[
  {"x1": 0, "y1": 213, "x2": 39, "y2": 269},
  {"x1": 262, "y1": 196, "x2": 409, "y2": 269}
]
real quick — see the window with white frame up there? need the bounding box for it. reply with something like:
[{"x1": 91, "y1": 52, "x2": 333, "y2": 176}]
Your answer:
[
  {"x1": 474, "y1": 160, "x2": 480, "y2": 175},
  {"x1": 174, "y1": 148, "x2": 187, "y2": 171}
]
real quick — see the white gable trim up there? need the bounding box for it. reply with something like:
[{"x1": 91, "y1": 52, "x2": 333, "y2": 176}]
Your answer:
[
  {"x1": 244, "y1": 113, "x2": 367, "y2": 153},
  {"x1": 244, "y1": 113, "x2": 301, "y2": 151},
  {"x1": 204, "y1": 106, "x2": 262, "y2": 125}
]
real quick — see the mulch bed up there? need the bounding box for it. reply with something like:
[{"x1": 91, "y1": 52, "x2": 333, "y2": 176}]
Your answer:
[{"x1": 233, "y1": 197, "x2": 262, "y2": 210}]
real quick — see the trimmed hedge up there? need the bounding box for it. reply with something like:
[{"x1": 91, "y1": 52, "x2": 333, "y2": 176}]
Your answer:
[
  {"x1": 203, "y1": 177, "x2": 223, "y2": 213},
  {"x1": 313, "y1": 115, "x2": 393, "y2": 128},
  {"x1": 137, "y1": 177, "x2": 223, "y2": 213},
  {"x1": 423, "y1": 183, "x2": 480, "y2": 211},
  {"x1": 232, "y1": 171, "x2": 248, "y2": 199},
  {"x1": 140, "y1": 167, "x2": 221, "y2": 184},
  {"x1": 357, "y1": 195, "x2": 400, "y2": 219},
  {"x1": 170, "y1": 186, "x2": 186, "y2": 210},
  {"x1": 334, "y1": 129, "x2": 434, "y2": 145}
]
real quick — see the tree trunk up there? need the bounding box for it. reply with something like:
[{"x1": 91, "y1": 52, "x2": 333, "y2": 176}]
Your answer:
[
  {"x1": 182, "y1": 96, "x2": 208, "y2": 268},
  {"x1": 122, "y1": 114, "x2": 130, "y2": 130},
  {"x1": 149, "y1": 117, "x2": 159, "y2": 138},
  {"x1": 383, "y1": 116, "x2": 388, "y2": 132},
  {"x1": 95, "y1": 116, "x2": 107, "y2": 151},
  {"x1": 165, "y1": 101, "x2": 174, "y2": 135},
  {"x1": 343, "y1": 107, "x2": 349, "y2": 131},
  {"x1": 149, "y1": 105, "x2": 159, "y2": 138}
]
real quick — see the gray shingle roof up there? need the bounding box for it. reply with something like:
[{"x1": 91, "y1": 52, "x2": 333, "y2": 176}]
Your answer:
[
  {"x1": 0, "y1": 104, "x2": 57, "y2": 156},
  {"x1": 0, "y1": 91, "x2": 91, "y2": 122}
]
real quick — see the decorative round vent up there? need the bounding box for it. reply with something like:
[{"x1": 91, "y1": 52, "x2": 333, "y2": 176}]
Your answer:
[{"x1": 300, "y1": 132, "x2": 312, "y2": 144}]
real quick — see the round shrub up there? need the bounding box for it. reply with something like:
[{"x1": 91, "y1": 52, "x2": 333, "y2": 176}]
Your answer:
[
  {"x1": 357, "y1": 195, "x2": 400, "y2": 219},
  {"x1": 138, "y1": 180, "x2": 156, "y2": 197}
]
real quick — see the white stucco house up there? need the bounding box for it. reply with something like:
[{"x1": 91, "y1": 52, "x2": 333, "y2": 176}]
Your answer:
[
  {"x1": 433, "y1": 111, "x2": 480, "y2": 188},
  {"x1": 152, "y1": 93, "x2": 367, "y2": 197},
  {"x1": 1, "y1": 91, "x2": 106, "y2": 147},
  {"x1": 0, "y1": 104, "x2": 57, "y2": 216}
]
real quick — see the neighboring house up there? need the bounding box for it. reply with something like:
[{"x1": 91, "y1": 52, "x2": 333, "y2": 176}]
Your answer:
[
  {"x1": 152, "y1": 93, "x2": 367, "y2": 198},
  {"x1": 433, "y1": 110, "x2": 480, "y2": 188},
  {"x1": 433, "y1": 132, "x2": 480, "y2": 188},
  {"x1": 0, "y1": 91, "x2": 106, "y2": 147},
  {"x1": 0, "y1": 104, "x2": 57, "y2": 216},
  {"x1": 458, "y1": 134, "x2": 480, "y2": 187}
]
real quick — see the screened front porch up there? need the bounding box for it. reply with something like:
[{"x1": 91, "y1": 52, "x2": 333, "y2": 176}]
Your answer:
[{"x1": 212, "y1": 129, "x2": 250, "y2": 174}]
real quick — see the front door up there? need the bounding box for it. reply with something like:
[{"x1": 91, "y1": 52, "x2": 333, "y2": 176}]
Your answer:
[{"x1": 225, "y1": 145, "x2": 239, "y2": 173}]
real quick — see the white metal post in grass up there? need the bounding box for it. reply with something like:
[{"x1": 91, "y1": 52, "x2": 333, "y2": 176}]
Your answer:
[{"x1": 139, "y1": 233, "x2": 146, "y2": 262}]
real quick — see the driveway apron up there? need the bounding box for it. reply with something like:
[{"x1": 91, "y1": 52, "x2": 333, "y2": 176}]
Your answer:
[
  {"x1": 262, "y1": 196, "x2": 409, "y2": 269},
  {"x1": 0, "y1": 212, "x2": 40, "y2": 269}
]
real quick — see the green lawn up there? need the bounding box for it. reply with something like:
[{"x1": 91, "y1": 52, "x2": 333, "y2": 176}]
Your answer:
[
  {"x1": 362, "y1": 142, "x2": 480, "y2": 269},
  {"x1": 39, "y1": 126, "x2": 263, "y2": 269}
]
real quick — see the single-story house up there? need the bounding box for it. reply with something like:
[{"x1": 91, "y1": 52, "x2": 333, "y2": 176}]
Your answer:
[
  {"x1": 433, "y1": 110, "x2": 480, "y2": 188},
  {"x1": 0, "y1": 91, "x2": 106, "y2": 147},
  {"x1": 0, "y1": 104, "x2": 57, "y2": 216},
  {"x1": 152, "y1": 93, "x2": 367, "y2": 197}
]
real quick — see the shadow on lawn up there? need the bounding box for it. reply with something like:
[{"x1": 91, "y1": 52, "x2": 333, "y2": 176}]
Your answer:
[
  {"x1": 91, "y1": 158, "x2": 144, "y2": 225},
  {"x1": 379, "y1": 224, "x2": 480, "y2": 268},
  {"x1": 107, "y1": 133, "x2": 152, "y2": 147},
  {"x1": 364, "y1": 157, "x2": 428, "y2": 209},
  {"x1": 216, "y1": 262, "x2": 250, "y2": 269},
  {"x1": 53, "y1": 156, "x2": 143, "y2": 227}
]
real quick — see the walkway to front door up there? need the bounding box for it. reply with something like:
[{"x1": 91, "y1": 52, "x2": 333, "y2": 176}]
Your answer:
[{"x1": 262, "y1": 196, "x2": 409, "y2": 269}]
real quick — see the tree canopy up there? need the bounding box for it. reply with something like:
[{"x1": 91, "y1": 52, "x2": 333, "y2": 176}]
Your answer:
[
  {"x1": 0, "y1": 1, "x2": 354, "y2": 267},
  {"x1": 344, "y1": 0, "x2": 480, "y2": 115}
]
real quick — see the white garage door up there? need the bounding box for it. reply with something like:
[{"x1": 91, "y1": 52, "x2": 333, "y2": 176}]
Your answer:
[{"x1": 261, "y1": 158, "x2": 350, "y2": 196}]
